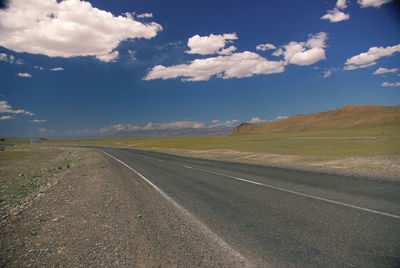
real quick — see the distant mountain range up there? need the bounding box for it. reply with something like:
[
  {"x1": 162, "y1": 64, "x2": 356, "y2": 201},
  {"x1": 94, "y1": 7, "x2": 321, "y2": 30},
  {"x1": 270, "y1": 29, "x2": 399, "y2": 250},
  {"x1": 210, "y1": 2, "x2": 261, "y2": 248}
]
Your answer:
[
  {"x1": 233, "y1": 104, "x2": 400, "y2": 135},
  {"x1": 103, "y1": 126, "x2": 234, "y2": 138}
]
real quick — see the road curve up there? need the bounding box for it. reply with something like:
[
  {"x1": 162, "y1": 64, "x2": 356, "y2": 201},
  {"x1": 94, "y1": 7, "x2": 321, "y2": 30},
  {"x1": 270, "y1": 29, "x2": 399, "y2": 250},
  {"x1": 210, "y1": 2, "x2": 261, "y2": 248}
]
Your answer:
[{"x1": 96, "y1": 147, "x2": 400, "y2": 267}]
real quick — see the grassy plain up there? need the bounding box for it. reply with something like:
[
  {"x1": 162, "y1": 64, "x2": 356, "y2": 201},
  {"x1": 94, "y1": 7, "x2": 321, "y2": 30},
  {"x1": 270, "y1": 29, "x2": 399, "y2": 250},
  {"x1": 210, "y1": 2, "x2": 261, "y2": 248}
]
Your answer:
[{"x1": 42, "y1": 125, "x2": 400, "y2": 158}]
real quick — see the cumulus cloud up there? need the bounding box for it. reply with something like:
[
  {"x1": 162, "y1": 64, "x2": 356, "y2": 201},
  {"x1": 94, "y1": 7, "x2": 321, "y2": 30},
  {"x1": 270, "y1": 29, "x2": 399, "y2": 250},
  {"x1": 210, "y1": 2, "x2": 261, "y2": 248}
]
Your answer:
[
  {"x1": 344, "y1": 44, "x2": 400, "y2": 70},
  {"x1": 50, "y1": 67, "x2": 64, "y2": 71},
  {"x1": 256, "y1": 43, "x2": 276, "y2": 51},
  {"x1": 0, "y1": 0, "x2": 162, "y2": 62},
  {"x1": 280, "y1": 32, "x2": 328, "y2": 66},
  {"x1": 321, "y1": 8, "x2": 350, "y2": 22},
  {"x1": 99, "y1": 121, "x2": 205, "y2": 134},
  {"x1": 144, "y1": 51, "x2": 285, "y2": 81},
  {"x1": 17, "y1": 72, "x2": 32, "y2": 78},
  {"x1": 373, "y1": 67, "x2": 399, "y2": 75},
  {"x1": 321, "y1": 0, "x2": 350, "y2": 23},
  {"x1": 249, "y1": 117, "x2": 266, "y2": 123},
  {"x1": 0, "y1": 115, "x2": 13, "y2": 120},
  {"x1": 382, "y1": 81, "x2": 400, "y2": 87},
  {"x1": 145, "y1": 32, "x2": 327, "y2": 81},
  {"x1": 0, "y1": 100, "x2": 35, "y2": 116},
  {"x1": 31, "y1": 119, "x2": 47, "y2": 123},
  {"x1": 186, "y1": 33, "x2": 238, "y2": 55},
  {"x1": 358, "y1": 0, "x2": 393, "y2": 8},
  {"x1": 209, "y1": 119, "x2": 239, "y2": 128}
]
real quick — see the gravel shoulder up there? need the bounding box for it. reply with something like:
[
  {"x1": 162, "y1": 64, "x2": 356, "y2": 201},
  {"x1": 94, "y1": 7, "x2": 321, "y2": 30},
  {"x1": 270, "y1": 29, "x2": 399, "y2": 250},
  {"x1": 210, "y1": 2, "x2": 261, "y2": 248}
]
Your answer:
[{"x1": 0, "y1": 147, "x2": 248, "y2": 267}]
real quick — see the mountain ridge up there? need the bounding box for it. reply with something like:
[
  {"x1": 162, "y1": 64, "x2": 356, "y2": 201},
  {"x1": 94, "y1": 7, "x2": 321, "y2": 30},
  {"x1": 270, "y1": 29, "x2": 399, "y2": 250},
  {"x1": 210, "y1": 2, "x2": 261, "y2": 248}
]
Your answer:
[{"x1": 233, "y1": 104, "x2": 400, "y2": 135}]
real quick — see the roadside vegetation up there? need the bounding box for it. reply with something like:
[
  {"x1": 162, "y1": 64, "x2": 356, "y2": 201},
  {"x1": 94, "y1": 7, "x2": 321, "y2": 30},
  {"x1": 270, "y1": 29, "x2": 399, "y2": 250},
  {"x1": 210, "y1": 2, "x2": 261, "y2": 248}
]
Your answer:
[
  {"x1": 42, "y1": 125, "x2": 400, "y2": 157},
  {"x1": 37, "y1": 125, "x2": 400, "y2": 179},
  {"x1": 0, "y1": 141, "x2": 81, "y2": 213}
]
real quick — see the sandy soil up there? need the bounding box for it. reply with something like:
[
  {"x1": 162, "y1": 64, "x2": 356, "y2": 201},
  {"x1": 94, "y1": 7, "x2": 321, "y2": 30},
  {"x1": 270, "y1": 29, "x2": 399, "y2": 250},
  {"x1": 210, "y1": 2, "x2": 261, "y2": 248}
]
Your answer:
[{"x1": 0, "y1": 148, "x2": 248, "y2": 267}]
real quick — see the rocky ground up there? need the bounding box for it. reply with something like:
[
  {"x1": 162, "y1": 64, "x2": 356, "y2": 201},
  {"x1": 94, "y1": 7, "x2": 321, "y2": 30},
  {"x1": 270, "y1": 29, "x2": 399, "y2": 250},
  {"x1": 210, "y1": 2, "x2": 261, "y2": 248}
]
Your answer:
[{"x1": 0, "y1": 147, "x2": 248, "y2": 267}]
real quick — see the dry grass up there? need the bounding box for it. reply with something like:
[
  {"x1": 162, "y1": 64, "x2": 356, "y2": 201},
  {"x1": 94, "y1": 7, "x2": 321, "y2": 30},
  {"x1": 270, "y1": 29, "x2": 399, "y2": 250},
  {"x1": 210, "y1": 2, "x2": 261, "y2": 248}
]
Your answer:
[{"x1": 234, "y1": 104, "x2": 400, "y2": 135}]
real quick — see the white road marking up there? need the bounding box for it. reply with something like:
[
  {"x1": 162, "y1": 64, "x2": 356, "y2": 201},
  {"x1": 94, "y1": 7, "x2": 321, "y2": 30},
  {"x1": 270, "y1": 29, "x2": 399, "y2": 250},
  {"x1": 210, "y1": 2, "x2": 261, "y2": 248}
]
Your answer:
[
  {"x1": 100, "y1": 150, "x2": 251, "y2": 266},
  {"x1": 183, "y1": 165, "x2": 400, "y2": 220}
]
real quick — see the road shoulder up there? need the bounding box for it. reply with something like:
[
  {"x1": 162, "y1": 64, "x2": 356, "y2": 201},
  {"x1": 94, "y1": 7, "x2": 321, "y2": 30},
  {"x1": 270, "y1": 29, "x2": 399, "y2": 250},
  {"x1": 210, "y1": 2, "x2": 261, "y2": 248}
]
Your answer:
[{"x1": 0, "y1": 148, "x2": 249, "y2": 267}]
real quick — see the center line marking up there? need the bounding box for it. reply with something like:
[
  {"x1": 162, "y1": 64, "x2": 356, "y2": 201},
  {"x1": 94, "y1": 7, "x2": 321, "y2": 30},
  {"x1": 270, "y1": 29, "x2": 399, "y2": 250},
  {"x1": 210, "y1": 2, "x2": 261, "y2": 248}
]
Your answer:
[{"x1": 183, "y1": 165, "x2": 400, "y2": 219}]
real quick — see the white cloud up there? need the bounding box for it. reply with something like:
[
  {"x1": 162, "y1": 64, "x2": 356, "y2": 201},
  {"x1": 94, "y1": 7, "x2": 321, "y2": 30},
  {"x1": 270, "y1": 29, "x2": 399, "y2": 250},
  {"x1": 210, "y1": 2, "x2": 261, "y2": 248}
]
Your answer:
[
  {"x1": 209, "y1": 119, "x2": 239, "y2": 128},
  {"x1": 136, "y1": 13, "x2": 153, "y2": 18},
  {"x1": 157, "y1": 121, "x2": 204, "y2": 129},
  {"x1": 128, "y1": 49, "x2": 137, "y2": 60},
  {"x1": 17, "y1": 72, "x2": 32, "y2": 78},
  {"x1": 323, "y1": 67, "x2": 339, "y2": 78},
  {"x1": 373, "y1": 67, "x2": 399, "y2": 75},
  {"x1": 38, "y1": 127, "x2": 47, "y2": 133},
  {"x1": 275, "y1": 115, "x2": 289, "y2": 120},
  {"x1": 324, "y1": 69, "x2": 333, "y2": 78},
  {"x1": 0, "y1": 53, "x2": 6, "y2": 62},
  {"x1": 145, "y1": 32, "x2": 327, "y2": 81},
  {"x1": 321, "y1": 8, "x2": 350, "y2": 22},
  {"x1": 321, "y1": 0, "x2": 349, "y2": 23},
  {"x1": 344, "y1": 44, "x2": 400, "y2": 70},
  {"x1": 272, "y1": 48, "x2": 284, "y2": 57},
  {"x1": 343, "y1": 62, "x2": 376, "y2": 70},
  {"x1": 186, "y1": 33, "x2": 238, "y2": 55},
  {"x1": 211, "y1": 120, "x2": 220, "y2": 123},
  {"x1": 336, "y1": 0, "x2": 348, "y2": 9},
  {"x1": 0, "y1": 0, "x2": 162, "y2": 62},
  {"x1": 281, "y1": 32, "x2": 328, "y2": 66},
  {"x1": 31, "y1": 119, "x2": 47, "y2": 123},
  {"x1": 0, "y1": 52, "x2": 23, "y2": 64},
  {"x1": 218, "y1": 46, "x2": 237, "y2": 55},
  {"x1": 358, "y1": 0, "x2": 392, "y2": 8},
  {"x1": 144, "y1": 51, "x2": 285, "y2": 81},
  {"x1": 99, "y1": 121, "x2": 205, "y2": 134},
  {"x1": 77, "y1": 129, "x2": 90, "y2": 135},
  {"x1": 34, "y1": 66, "x2": 44, "y2": 70},
  {"x1": 0, "y1": 100, "x2": 35, "y2": 116},
  {"x1": 249, "y1": 117, "x2": 266, "y2": 123},
  {"x1": 0, "y1": 115, "x2": 13, "y2": 120},
  {"x1": 382, "y1": 81, "x2": 400, "y2": 87},
  {"x1": 256, "y1": 43, "x2": 276, "y2": 51},
  {"x1": 50, "y1": 67, "x2": 64, "y2": 71}
]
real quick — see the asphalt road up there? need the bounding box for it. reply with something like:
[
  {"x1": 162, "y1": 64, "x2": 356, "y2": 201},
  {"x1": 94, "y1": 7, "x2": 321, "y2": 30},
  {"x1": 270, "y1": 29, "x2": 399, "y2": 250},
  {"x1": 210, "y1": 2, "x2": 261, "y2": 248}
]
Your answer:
[{"x1": 97, "y1": 147, "x2": 400, "y2": 267}]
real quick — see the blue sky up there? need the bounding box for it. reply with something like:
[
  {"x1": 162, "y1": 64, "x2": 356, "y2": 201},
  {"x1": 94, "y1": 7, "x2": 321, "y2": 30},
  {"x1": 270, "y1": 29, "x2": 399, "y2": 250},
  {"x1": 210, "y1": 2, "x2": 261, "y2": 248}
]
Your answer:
[{"x1": 0, "y1": 0, "x2": 399, "y2": 138}]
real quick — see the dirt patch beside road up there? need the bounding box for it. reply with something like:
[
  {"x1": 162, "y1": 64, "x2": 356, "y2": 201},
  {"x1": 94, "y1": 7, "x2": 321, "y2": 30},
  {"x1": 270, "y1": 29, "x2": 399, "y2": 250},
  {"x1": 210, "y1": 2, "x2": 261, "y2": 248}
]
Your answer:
[{"x1": 0, "y1": 148, "x2": 248, "y2": 267}]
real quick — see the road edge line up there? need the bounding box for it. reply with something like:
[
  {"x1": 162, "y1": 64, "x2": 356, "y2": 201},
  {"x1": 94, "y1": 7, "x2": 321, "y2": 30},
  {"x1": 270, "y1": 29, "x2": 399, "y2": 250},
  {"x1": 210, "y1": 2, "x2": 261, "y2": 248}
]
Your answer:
[{"x1": 100, "y1": 150, "x2": 252, "y2": 267}]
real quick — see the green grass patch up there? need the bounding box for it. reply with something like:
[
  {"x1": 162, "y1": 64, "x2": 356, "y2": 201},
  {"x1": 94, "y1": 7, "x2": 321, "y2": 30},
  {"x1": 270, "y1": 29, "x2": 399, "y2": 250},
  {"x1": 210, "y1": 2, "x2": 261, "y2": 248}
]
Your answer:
[{"x1": 0, "y1": 151, "x2": 33, "y2": 161}]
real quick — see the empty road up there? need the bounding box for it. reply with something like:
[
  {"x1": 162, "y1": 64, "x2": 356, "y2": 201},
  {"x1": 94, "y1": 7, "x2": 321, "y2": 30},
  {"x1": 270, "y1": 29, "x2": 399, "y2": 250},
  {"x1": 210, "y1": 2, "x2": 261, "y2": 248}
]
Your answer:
[{"x1": 97, "y1": 147, "x2": 400, "y2": 267}]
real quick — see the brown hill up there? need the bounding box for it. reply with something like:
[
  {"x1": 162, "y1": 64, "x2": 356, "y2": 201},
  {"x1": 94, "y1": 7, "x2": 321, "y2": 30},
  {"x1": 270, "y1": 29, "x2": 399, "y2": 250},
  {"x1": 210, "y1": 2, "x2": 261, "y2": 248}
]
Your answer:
[{"x1": 233, "y1": 104, "x2": 400, "y2": 135}]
